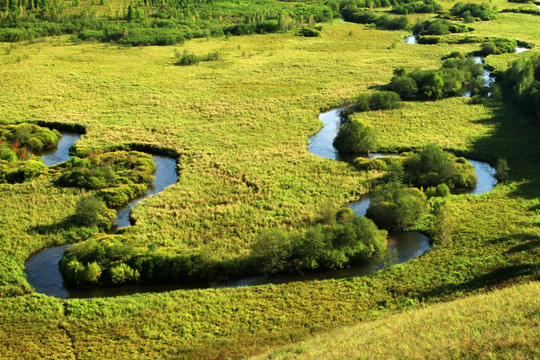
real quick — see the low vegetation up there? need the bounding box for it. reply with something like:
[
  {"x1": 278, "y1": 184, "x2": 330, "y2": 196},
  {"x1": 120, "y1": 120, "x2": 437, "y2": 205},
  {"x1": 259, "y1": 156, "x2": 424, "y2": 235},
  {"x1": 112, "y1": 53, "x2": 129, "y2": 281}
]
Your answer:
[
  {"x1": 0, "y1": 123, "x2": 59, "y2": 183},
  {"x1": 498, "y1": 54, "x2": 540, "y2": 119},
  {"x1": 449, "y1": 2, "x2": 497, "y2": 21},
  {"x1": 254, "y1": 282, "x2": 540, "y2": 360},
  {"x1": 0, "y1": 8, "x2": 539, "y2": 359},
  {"x1": 387, "y1": 54, "x2": 485, "y2": 100},
  {"x1": 56, "y1": 151, "x2": 155, "y2": 207}
]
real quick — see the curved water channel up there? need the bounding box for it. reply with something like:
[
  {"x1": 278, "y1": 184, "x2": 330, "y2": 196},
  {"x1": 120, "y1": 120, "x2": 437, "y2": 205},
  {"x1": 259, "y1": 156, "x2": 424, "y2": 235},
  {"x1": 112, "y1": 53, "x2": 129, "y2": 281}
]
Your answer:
[{"x1": 25, "y1": 134, "x2": 180, "y2": 298}]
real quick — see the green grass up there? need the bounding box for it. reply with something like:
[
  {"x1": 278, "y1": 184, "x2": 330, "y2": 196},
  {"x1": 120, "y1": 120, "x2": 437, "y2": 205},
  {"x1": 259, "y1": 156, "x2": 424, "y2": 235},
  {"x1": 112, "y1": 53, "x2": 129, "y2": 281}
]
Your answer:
[
  {"x1": 0, "y1": 11, "x2": 538, "y2": 359},
  {"x1": 254, "y1": 281, "x2": 540, "y2": 360}
]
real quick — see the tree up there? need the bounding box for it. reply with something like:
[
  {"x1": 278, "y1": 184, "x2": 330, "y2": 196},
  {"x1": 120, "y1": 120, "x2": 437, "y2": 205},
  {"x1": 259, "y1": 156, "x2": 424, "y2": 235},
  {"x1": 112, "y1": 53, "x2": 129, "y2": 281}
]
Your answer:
[
  {"x1": 73, "y1": 195, "x2": 115, "y2": 230},
  {"x1": 250, "y1": 229, "x2": 292, "y2": 274},
  {"x1": 495, "y1": 158, "x2": 510, "y2": 182},
  {"x1": 333, "y1": 120, "x2": 376, "y2": 155}
]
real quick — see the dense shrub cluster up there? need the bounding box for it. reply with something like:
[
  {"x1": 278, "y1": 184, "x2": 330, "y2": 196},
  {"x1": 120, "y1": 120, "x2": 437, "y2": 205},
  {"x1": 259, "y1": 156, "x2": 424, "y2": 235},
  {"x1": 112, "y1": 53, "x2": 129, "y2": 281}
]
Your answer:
[
  {"x1": 341, "y1": 7, "x2": 409, "y2": 30},
  {"x1": 0, "y1": 123, "x2": 59, "y2": 184},
  {"x1": 366, "y1": 182, "x2": 426, "y2": 230},
  {"x1": 251, "y1": 215, "x2": 386, "y2": 274},
  {"x1": 392, "y1": 0, "x2": 442, "y2": 15},
  {"x1": 501, "y1": 8, "x2": 540, "y2": 15},
  {"x1": 480, "y1": 38, "x2": 516, "y2": 55},
  {"x1": 73, "y1": 196, "x2": 116, "y2": 231},
  {"x1": 449, "y1": 2, "x2": 497, "y2": 21},
  {"x1": 387, "y1": 55, "x2": 484, "y2": 100},
  {"x1": 498, "y1": 55, "x2": 540, "y2": 120},
  {"x1": 0, "y1": 123, "x2": 60, "y2": 152},
  {"x1": 175, "y1": 51, "x2": 220, "y2": 66},
  {"x1": 403, "y1": 143, "x2": 476, "y2": 189},
  {"x1": 56, "y1": 151, "x2": 155, "y2": 207},
  {"x1": 298, "y1": 27, "x2": 321, "y2": 37},
  {"x1": 333, "y1": 119, "x2": 377, "y2": 156},
  {"x1": 60, "y1": 209, "x2": 387, "y2": 286},
  {"x1": 349, "y1": 91, "x2": 403, "y2": 113},
  {"x1": 413, "y1": 19, "x2": 470, "y2": 36},
  {"x1": 0, "y1": 0, "x2": 338, "y2": 45}
]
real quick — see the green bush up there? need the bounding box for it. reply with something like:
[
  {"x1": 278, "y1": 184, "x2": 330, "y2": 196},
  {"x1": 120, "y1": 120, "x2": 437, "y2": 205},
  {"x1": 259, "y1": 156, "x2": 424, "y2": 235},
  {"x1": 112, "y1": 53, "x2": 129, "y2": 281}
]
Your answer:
[
  {"x1": 403, "y1": 143, "x2": 476, "y2": 189},
  {"x1": 298, "y1": 28, "x2": 321, "y2": 37},
  {"x1": 450, "y1": 2, "x2": 497, "y2": 21},
  {"x1": 0, "y1": 123, "x2": 60, "y2": 152},
  {"x1": 480, "y1": 38, "x2": 516, "y2": 55},
  {"x1": 352, "y1": 157, "x2": 388, "y2": 171},
  {"x1": 73, "y1": 195, "x2": 116, "y2": 231},
  {"x1": 370, "y1": 91, "x2": 403, "y2": 110},
  {"x1": 176, "y1": 53, "x2": 201, "y2": 66},
  {"x1": 366, "y1": 182, "x2": 426, "y2": 230},
  {"x1": 5, "y1": 160, "x2": 46, "y2": 183},
  {"x1": 333, "y1": 120, "x2": 377, "y2": 156}
]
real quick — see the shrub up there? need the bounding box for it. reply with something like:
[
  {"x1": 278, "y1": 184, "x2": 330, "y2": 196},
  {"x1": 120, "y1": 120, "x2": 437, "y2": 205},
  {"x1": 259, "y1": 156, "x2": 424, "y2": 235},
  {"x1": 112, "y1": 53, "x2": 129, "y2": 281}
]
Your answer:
[
  {"x1": 366, "y1": 182, "x2": 426, "y2": 230},
  {"x1": 250, "y1": 229, "x2": 293, "y2": 274},
  {"x1": 5, "y1": 160, "x2": 46, "y2": 183},
  {"x1": 495, "y1": 158, "x2": 510, "y2": 182},
  {"x1": 176, "y1": 53, "x2": 201, "y2": 66},
  {"x1": 298, "y1": 28, "x2": 321, "y2": 37},
  {"x1": 352, "y1": 157, "x2": 388, "y2": 171},
  {"x1": 73, "y1": 196, "x2": 116, "y2": 231},
  {"x1": 450, "y1": 2, "x2": 497, "y2": 21},
  {"x1": 333, "y1": 120, "x2": 376, "y2": 155},
  {"x1": 370, "y1": 91, "x2": 403, "y2": 110},
  {"x1": 403, "y1": 143, "x2": 477, "y2": 188}
]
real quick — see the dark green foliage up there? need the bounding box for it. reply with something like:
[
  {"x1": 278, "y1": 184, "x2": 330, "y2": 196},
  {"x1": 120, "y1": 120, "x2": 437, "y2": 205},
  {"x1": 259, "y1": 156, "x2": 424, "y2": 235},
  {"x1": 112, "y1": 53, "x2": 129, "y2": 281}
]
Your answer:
[
  {"x1": 175, "y1": 51, "x2": 220, "y2": 66},
  {"x1": 56, "y1": 151, "x2": 155, "y2": 207},
  {"x1": 351, "y1": 91, "x2": 402, "y2": 112},
  {"x1": 370, "y1": 91, "x2": 403, "y2": 110},
  {"x1": 387, "y1": 56, "x2": 484, "y2": 100},
  {"x1": 449, "y1": 2, "x2": 497, "y2": 21},
  {"x1": 2, "y1": 159, "x2": 46, "y2": 183},
  {"x1": 0, "y1": 0, "x2": 332, "y2": 45},
  {"x1": 366, "y1": 182, "x2": 426, "y2": 230},
  {"x1": 498, "y1": 55, "x2": 540, "y2": 120},
  {"x1": 73, "y1": 195, "x2": 116, "y2": 231},
  {"x1": 0, "y1": 123, "x2": 60, "y2": 152},
  {"x1": 298, "y1": 27, "x2": 321, "y2": 37},
  {"x1": 480, "y1": 38, "x2": 516, "y2": 55},
  {"x1": 333, "y1": 119, "x2": 377, "y2": 156},
  {"x1": 495, "y1": 158, "x2": 510, "y2": 182},
  {"x1": 341, "y1": 7, "x2": 408, "y2": 30},
  {"x1": 425, "y1": 183, "x2": 451, "y2": 198},
  {"x1": 336, "y1": 207, "x2": 357, "y2": 224},
  {"x1": 252, "y1": 216, "x2": 387, "y2": 273},
  {"x1": 501, "y1": 7, "x2": 540, "y2": 15},
  {"x1": 176, "y1": 53, "x2": 201, "y2": 66},
  {"x1": 59, "y1": 206, "x2": 387, "y2": 286},
  {"x1": 413, "y1": 19, "x2": 469, "y2": 36},
  {"x1": 392, "y1": 0, "x2": 442, "y2": 15},
  {"x1": 403, "y1": 144, "x2": 477, "y2": 189}
]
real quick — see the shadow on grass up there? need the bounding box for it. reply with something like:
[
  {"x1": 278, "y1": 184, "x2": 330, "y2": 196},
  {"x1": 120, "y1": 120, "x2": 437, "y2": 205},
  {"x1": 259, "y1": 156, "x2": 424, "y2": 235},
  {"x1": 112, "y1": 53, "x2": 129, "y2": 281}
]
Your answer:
[
  {"x1": 420, "y1": 264, "x2": 540, "y2": 299},
  {"x1": 30, "y1": 216, "x2": 79, "y2": 235},
  {"x1": 468, "y1": 101, "x2": 540, "y2": 200}
]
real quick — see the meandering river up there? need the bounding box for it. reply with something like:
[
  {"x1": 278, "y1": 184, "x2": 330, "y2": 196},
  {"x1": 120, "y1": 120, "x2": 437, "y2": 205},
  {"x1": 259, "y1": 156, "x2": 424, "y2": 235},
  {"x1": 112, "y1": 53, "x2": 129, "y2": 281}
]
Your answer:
[{"x1": 26, "y1": 99, "x2": 498, "y2": 299}]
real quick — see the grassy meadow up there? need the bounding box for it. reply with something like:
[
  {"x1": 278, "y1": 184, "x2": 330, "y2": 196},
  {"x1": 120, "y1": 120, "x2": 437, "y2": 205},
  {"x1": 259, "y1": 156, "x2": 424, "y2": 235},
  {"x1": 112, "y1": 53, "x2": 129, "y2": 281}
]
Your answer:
[
  {"x1": 0, "y1": 5, "x2": 539, "y2": 359},
  {"x1": 255, "y1": 281, "x2": 540, "y2": 360}
]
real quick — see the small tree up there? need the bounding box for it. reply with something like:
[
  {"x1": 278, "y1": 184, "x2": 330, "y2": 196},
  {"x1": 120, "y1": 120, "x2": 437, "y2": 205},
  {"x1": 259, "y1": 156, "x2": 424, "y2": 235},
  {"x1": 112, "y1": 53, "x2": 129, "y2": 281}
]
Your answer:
[
  {"x1": 495, "y1": 158, "x2": 510, "y2": 182},
  {"x1": 333, "y1": 120, "x2": 376, "y2": 155},
  {"x1": 250, "y1": 229, "x2": 292, "y2": 274},
  {"x1": 73, "y1": 196, "x2": 115, "y2": 230}
]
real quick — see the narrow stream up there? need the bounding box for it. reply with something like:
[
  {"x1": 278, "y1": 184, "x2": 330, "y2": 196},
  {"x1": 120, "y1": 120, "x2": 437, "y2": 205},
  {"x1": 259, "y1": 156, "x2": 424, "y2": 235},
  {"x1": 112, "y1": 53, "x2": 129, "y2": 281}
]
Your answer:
[
  {"x1": 25, "y1": 132, "x2": 180, "y2": 298},
  {"x1": 26, "y1": 95, "x2": 498, "y2": 299}
]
